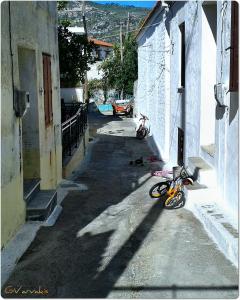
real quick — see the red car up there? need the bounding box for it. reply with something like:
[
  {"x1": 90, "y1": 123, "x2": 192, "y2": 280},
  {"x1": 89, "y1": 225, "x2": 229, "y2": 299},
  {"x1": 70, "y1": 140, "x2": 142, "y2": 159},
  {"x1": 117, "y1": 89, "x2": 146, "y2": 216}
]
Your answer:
[{"x1": 112, "y1": 100, "x2": 133, "y2": 117}]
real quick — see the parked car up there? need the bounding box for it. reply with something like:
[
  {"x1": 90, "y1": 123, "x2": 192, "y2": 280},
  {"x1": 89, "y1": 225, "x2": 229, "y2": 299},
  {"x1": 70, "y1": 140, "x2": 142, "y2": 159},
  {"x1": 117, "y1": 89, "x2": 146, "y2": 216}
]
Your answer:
[{"x1": 112, "y1": 99, "x2": 133, "y2": 117}]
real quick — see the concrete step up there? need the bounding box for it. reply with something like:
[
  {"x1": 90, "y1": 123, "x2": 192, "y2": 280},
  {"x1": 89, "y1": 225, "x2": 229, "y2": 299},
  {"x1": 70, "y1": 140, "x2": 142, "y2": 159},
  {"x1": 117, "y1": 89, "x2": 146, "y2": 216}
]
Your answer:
[
  {"x1": 185, "y1": 184, "x2": 218, "y2": 203},
  {"x1": 26, "y1": 190, "x2": 57, "y2": 221},
  {"x1": 185, "y1": 183, "x2": 238, "y2": 267},
  {"x1": 188, "y1": 157, "x2": 217, "y2": 188},
  {"x1": 24, "y1": 178, "x2": 41, "y2": 204}
]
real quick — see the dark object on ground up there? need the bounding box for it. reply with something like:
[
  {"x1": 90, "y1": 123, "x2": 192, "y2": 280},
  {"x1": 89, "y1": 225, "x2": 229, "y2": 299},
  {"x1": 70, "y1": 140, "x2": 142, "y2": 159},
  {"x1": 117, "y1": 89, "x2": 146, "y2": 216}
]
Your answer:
[
  {"x1": 129, "y1": 157, "x2": 144, "y2": 166},
  {"x1": 135, "y1": 157, "x2": 143, "y2": 165}
]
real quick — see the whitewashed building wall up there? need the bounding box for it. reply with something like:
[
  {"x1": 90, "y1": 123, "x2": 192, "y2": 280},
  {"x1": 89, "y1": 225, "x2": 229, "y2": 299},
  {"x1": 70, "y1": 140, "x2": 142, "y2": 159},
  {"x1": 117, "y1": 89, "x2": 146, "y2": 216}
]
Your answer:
[
  {"x1": 136, "y1": 1, "x2": 238, "y2": 224},
  {"x1": 137, "y1": 8, "x2": 171, "y2": 160}
]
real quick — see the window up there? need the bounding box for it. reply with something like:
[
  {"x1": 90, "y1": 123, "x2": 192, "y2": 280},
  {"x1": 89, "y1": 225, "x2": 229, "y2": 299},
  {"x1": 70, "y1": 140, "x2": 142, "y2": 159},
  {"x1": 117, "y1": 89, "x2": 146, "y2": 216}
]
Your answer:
[
  {"x1": 97, "y1": 49, "x2": 102, "y2": 60},
  {"x1": 42, "y1": 54, "x2": 53, "y2": 126},
  {"x1": 229, "y1": 1, "x2": 239, "y2": 91},
  {"x1": 179, "y1": 23, "x2": 185, "y2": 88}
]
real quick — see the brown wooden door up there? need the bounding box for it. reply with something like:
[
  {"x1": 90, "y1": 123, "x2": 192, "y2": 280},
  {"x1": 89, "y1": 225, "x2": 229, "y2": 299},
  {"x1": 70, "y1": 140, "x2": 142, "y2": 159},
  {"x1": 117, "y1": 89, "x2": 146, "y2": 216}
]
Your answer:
[{"x1": 42, "y1": 54, "x2": 53, "y2": 126}]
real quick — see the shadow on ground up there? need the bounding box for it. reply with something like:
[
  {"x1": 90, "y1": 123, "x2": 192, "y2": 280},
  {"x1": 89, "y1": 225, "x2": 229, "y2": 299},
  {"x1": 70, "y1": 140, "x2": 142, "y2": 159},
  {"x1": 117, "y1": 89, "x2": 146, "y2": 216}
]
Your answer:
[
  {"x1": 1, "y1": 111, "x2": 238, "y2": 298},
  {"x1": 1, "y1": 111, "x2": 164, "y2": 298}
]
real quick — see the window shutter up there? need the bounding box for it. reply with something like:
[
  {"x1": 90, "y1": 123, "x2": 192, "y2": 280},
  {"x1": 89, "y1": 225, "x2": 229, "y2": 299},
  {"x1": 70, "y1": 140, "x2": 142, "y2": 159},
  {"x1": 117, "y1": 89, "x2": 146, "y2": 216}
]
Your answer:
[
  {"x1": 43, "y1": 55, "x2": 49, "y2": 125},
  {"x1": 230, "y1": 1, "x2": 239, "y2": 91},
  {"x1": 42, "y1": 54, "x2": 53, "y2": 125},
  {"x1": 47, "y1": 57, "x2": 53, "y2": 122}
]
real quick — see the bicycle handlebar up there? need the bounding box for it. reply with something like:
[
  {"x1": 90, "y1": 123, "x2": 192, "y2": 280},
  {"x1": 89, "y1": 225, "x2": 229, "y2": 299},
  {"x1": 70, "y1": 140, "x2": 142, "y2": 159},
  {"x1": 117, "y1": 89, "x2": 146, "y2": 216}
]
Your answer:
[
  {"x1": 174, "y1": 166, "x2": 191, "y2": 181},
  {"x1": 140, "y1": 113, "x2": 149, "y2": 120}
]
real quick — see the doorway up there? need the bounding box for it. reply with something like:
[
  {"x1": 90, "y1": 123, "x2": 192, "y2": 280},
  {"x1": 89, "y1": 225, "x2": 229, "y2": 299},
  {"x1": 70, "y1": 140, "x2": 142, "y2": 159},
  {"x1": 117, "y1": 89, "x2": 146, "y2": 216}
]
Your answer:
[{"x1": 18, "y1": 48, "x2": 40, "y2": 196}]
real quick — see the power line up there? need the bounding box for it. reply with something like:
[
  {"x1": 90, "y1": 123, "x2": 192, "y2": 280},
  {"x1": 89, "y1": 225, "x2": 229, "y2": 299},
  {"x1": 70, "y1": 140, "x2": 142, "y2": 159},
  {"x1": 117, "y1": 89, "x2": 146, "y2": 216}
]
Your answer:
[
  {"x1": 90, "y1": 20, "x2": 162, "y2": 40},
  {"x1": 61, "y1": 13, "x2": 163, "y2": 41}
]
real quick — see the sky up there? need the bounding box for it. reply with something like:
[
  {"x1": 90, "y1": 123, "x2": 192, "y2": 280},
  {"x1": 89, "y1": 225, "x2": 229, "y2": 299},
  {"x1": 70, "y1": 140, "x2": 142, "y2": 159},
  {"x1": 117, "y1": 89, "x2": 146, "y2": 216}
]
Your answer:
[{"x1": 93, "y1": 1, "x2": 156, "y2": 8}]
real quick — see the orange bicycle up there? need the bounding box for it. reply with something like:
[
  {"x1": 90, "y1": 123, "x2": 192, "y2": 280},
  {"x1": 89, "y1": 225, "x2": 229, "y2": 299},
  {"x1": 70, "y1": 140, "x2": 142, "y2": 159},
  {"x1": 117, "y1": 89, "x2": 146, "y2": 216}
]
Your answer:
[{"x1": 149, "y1": 166, "x2": 194, "y2": 209}]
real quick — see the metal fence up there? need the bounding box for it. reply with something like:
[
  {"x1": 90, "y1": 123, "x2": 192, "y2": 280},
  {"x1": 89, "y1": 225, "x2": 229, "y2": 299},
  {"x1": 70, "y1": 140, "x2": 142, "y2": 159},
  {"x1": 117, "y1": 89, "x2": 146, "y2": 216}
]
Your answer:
[
  {"x1": 61, "y1": 101, "x2": 82, "y2": 123},
  {"x1": 62, "y1": 104, "x2": 88, "y2": 161}
]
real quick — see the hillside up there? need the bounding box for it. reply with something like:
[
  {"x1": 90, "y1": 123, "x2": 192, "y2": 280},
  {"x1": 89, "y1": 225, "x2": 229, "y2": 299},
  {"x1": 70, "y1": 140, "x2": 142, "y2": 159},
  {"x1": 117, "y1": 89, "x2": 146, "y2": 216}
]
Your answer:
[{"x1": 58, "y1": 1, "x2": 150, "y2": 43}]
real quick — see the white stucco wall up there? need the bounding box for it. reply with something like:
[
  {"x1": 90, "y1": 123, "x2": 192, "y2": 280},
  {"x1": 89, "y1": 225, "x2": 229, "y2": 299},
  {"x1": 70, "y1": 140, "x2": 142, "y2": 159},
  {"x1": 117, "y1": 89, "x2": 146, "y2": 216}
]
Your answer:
[
  {"x1": 136, "y1": 1, "x2": 238, "y2": 223},
  {"x1": 61, "y1": 88, "x2": 84, "y2": 103},
  {"x1": 215, "y1": 1, "x2": 239, "y2": 217},
  {"x1": 137, "y1": 7, "x2": 170, "y2": 161}
]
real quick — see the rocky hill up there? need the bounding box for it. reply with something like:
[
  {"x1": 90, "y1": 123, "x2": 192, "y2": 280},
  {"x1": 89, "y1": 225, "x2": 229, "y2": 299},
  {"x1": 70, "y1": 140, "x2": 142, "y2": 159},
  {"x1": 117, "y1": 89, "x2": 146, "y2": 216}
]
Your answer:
[{"x1": 58, "y1": 1, "x2": 150, "y2": 43}]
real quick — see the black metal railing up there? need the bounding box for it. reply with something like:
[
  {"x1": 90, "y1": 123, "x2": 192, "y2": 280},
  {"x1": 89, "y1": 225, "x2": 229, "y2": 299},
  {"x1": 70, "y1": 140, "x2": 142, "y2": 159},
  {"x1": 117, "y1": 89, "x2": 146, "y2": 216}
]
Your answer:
[
  {"x1": 62, "y1": 104, "x2": 88, "y2": 161},
  {"x1": 61, "y1": 101, "x2": 82, "y2": 123}
]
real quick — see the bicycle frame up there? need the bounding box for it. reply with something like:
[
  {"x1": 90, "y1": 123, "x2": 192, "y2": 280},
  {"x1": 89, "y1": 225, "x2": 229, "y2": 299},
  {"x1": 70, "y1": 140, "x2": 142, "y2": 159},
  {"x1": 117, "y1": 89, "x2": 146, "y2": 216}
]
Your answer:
[
  {"x1": 136, "y1": 114, "x2": 148, "y2": 130},
  {"x1": 164, "y1": 166, "x2": 192, "y2": 206},
  {"x1": 165, "y1": 178, "x2": 183, "y2": 205}
]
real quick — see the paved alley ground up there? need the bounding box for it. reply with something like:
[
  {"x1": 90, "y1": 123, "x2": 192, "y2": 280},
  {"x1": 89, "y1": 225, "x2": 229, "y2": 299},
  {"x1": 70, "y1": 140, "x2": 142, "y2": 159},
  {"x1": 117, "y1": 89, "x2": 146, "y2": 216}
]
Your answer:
[{"x1": 2, "y1": 111, "x2": 238, "y2": 298}]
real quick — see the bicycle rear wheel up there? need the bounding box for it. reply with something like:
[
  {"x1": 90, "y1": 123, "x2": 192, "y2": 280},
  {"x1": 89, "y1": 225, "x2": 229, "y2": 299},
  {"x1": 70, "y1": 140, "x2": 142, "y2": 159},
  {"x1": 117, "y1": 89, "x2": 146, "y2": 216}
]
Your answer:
[
  {"x1": 164, "y1": 191, "x2": 185, "y2": 209},
  {"x1": 136, "y1": 126, "x2": 147, "y2": 139}
]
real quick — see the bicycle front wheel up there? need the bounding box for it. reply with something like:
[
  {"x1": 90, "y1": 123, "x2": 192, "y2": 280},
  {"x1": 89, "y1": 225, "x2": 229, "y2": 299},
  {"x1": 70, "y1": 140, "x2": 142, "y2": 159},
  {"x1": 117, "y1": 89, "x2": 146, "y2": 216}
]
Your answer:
[{"x1": 149, "y1": 181, "x2": 170, "y2": 198}]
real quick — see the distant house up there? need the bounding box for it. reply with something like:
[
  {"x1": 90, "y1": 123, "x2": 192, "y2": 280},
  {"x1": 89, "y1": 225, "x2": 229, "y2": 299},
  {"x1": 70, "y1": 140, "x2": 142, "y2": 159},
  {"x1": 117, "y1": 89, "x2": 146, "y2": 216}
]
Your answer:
[
  {"x1": 87, "y1": 38, "x2": 113, "y2": 81},
  {"x1": 1, "y1": 2, "x2": 62, "y2": 247},
  {"x1": 67, "y1": 26, "x2": 85, "y2": 35},
  {"x1": 135, "y1": 1, "x2": 238, "y2": 265},
  {"x1": 87, "y1": 38, "x2": 114, "y2": 104},
  {"x1": 89, "y1": 38, "x2": 113, "y2": 62}
]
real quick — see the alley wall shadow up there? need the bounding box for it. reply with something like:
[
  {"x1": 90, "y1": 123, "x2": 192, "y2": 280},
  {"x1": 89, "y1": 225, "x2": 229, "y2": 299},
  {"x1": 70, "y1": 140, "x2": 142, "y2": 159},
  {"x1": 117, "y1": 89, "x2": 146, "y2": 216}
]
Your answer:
[{"x1": 1, "y1": 113, "x2": 162, "y2": 298}]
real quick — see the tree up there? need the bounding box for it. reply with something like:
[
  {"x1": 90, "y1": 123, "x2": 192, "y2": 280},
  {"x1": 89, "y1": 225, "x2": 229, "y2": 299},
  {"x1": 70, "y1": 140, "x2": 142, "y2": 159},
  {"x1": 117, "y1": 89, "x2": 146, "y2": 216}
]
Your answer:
[
  {"x1": 58, "y1": 25, "x2": 94, "y2": 87},
  {"x1": 122, "y1": 35, "x2": 138, "y2": 95},
  {"x1": 57, "y1": 1, "x2": 68, "y2": 11},
  {"x1": 99, "y1": 34, "x2": 138, "y2": 96},
  {"x1": 57, "y1": 1, "x2": 94, "y2": 87}
]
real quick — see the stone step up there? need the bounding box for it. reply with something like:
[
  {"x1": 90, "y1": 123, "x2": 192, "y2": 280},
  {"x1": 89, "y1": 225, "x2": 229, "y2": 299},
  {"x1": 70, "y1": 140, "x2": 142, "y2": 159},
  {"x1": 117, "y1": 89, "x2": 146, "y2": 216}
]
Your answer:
[
  {"x1": 188, "y1": 157, "x2": 217, "y2": 188},
  {"x1": 26, "y1": 190, "x2": 57, "y2": 221},
  {"x1": 185, "y1": 185, "x2": 218, "y2": 204},
  {"x1": 184, "y1": 191, "x2": 238, "y2": 267},
  {"x1": 24, "y1": 178, "x2": 41, "y2": 204}
]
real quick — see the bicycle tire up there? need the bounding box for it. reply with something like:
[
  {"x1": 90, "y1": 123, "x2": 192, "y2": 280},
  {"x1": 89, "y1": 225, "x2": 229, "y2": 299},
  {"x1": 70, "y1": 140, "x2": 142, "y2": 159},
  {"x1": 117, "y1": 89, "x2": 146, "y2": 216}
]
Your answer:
[
  {"x1": 164, "y1": 191, "x2": 185, "y2": 209},
  {"x1": 136, "y1": 126, "x2": 147, "y2": 139},
  {"x1": 149, "y1": 181, "x2": 170, "y2": 198}
]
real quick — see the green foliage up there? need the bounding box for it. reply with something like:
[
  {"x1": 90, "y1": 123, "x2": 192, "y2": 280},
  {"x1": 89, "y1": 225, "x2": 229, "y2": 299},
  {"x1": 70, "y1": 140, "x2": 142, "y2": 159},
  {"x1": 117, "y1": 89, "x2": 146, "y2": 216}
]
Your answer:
[
  {"x1": 57, "y1": 1, "x2": 68, "y2": 11},
  {"x1": 122, "y1": 35, "x2": 138, "y2": 95},
  {"x1": 99, "y1": 34, "x2": 138, "y2": 96},
  {"x1": 58, "y1": 26, "x2": 94, "y2": 87},
  {"x1": 58, "y1": 1, "x2": 150, "y2": 43},
  {"x1": 60, "y1": 19, "x2": 71, "y2": 27}
]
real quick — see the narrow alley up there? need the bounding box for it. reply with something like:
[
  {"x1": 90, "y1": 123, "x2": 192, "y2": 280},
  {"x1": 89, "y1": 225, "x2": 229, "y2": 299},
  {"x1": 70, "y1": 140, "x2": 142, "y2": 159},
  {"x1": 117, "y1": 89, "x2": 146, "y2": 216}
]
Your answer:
[{"x1": 2, "y1": 111, "x2": 238, "y2": 299}]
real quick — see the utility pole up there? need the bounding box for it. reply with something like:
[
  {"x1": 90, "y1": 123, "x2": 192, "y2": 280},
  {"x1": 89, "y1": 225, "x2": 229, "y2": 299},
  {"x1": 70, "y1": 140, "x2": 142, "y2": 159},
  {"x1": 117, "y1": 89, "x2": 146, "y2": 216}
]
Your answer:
[
  {"x1": 126, "y1": 12, "x2": 130, "y2": 36},
  {"x1": 120, "y1": 22, "x2": 123, "y2": 63},
  {"x1": 120, "y1": 22, "x2": 123, "y2": 99},
  {"x1": 82, "y1": 1, "x2": 87, "y2": 35},
  {"x1": 82, "y1": 1, "x2": 88, "y2": 107}
]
